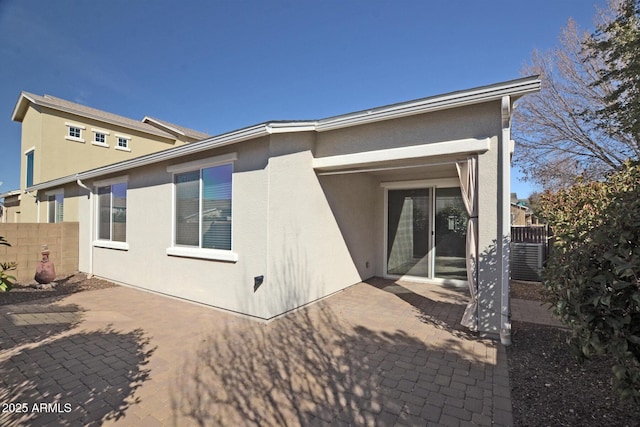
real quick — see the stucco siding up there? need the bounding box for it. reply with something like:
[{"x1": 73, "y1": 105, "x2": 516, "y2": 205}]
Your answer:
[
  {"x1": 20, "y1": 106, "x2": 42, "y2": 191},
  {"x1": 38, "y1": 108, "x2": 176, "y2": 184},
  {"x1": 16, "y1": 103, "x2": 194, "y2": 224},
  {"x1": 315, "y1": 103, "x2": 497, "y2": 158},
  {"x1": 18, "y1": 106, "x2": 42, "y2": 222},
  {"x1": 318, "y1": 173, "x2": 379, "y2": 280},
  {"x1": 476, "y1": 132, "x2": 504, "y2": 335},
  {"x1": 264, "y1": 144, "x2": 364, "y2": 319},
  {"x1": 69, "y1": 95, "x2": 515, "y2": 331},
  {"x1": 316, "y1": 100, "x2": 505, "y2": 334},
  {"x1": 80, "y1": 139, "x2": 272, "y2": 318}
]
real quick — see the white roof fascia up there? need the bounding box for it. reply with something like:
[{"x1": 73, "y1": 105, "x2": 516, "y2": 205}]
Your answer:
[
  {"x1": 25, "y1": 175, "x2": 77, "y2": 192},
  {"x1": 266, "y1": 122, "x2": 317, "y2": 134},
  {"x1": 11, "y1": 93, "x2": 35, "y2": 122},
  {"x1": 0, "y1": 189, "x2": 22, "y2": 198},
  {"x1": 12, "y1": 93, "x2": 176, "y2": 140},
  {"x1": 316, "y1": 76, "x2": 541, "y2": 132},
  {"x1": 25, "y1": 76, "x2": 540, "y2": 192},
  {"x1": 312, "y1": 137, "x2": 490, "y2": 172},
  {"x1": 26, "y1": 122, "x2": 315, "y2": 192},
  {"x1": 26, "y1": 124, "x2": 271, "y2": 192},
  {"x1": 142, "y1": 116, "x2": 186, "y2": 136}
]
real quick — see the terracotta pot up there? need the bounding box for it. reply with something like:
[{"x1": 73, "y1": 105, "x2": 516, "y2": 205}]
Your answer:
[{"x1": 35, "y1": 247, "x2": 56, "y2": 284}]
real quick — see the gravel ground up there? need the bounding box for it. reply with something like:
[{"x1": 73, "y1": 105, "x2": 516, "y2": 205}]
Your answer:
[
  {"x1": 511, "y1": 280, "x2": 549, "y2": 302},
  {"x1": 508, "y1": 283, "x2": 640, "y2": 426},
  {"x1": 0, "y1": 273, "x2": 117, "y2": 306}
]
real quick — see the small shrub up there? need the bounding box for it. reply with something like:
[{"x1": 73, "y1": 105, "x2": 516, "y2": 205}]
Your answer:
[
  {"x1": 0, "y1": 236, "x2": 17, "y2": 292},
  {"x1": 538, "y1": 160, "x2": 640, "y2": 403}
]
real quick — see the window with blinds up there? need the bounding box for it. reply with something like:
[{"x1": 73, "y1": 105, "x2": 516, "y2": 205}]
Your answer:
[
  {"x1": 48, "y1": 192, "x2": 64, "y2": 223},
  {"x1": 174, "y1": 163, "x2": 232, "y2": 251},
  {"x1": 97, "y1": 182, "x2": 127, "y2": 242}
]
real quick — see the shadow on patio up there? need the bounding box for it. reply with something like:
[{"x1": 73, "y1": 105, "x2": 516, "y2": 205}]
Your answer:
[
  {"x1": 171, "y1": 288, "x2": 497, "y2": 426},
  {"x1": 0, "y1": 325, "x2": 155, "y2": 426},
  {"x1": 363, "y1": 277, "x2": 474, "y2": 340},
  {"x1": 0, "y1": 303, "x2": 84, "y2": 351}
]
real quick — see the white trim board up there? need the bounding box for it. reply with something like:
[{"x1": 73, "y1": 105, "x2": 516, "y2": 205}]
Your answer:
[
  {"x1": 24, "y1": 76, "x2": 539, "y2": 193},
  {"x1": 312, "y1": 138, "x2": 490, "y2": 172}
]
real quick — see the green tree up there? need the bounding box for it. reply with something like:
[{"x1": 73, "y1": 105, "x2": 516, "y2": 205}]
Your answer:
[
  {"x1": 0, "y1": 236, "x2": 17, "y2": 292},
  {"x1": 538, "y1": 161, "x2": 640, "y2": 403},
  {"x1": 588, "y1": 0, "x2": 640, "y2": 140}
]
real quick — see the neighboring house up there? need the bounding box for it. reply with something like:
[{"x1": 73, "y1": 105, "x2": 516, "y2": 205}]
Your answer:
[
  {"x1": 8, "y1": 92, "x2": 209, "y2": 223},
  {"x1": 510, "y1": 202, "x2": 529, "y2": 226},
  {"x1": 510, "y1": 192, "x2": 534, "y2": 225},
  {"x1": 0, "y1": 190, "x2": 21, "y2": 223},
  {"x1": 19, "y1": 76, "x2": 541, "y2": 341}
]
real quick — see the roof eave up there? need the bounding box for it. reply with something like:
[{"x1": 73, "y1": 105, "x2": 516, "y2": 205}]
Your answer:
[
  {"x1": 0, "y1": 189, "x2": 21, "y2": 198},
  {"x1": 26, "y1": 124, "x2": 272, "y2": 192},
  {"x1": 142, "y1": 116, "x2": 186, "y2": 136},
  {"x1": 316, "y1": 75, "x2": 541, "y2": 132},
  {"x1": 11, "y1": 92, "x2": 34, "y2": 122},
  {"x1": 25, "y1": 76, "x2": 541, "y2": 192},
  {"x1": 12, "y1": 93, "x2": 177, "y2": 140}
]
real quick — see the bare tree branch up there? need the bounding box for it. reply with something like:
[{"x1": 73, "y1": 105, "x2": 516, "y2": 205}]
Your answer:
[{"x1": 513, "y1": 5, "x2": 639, "y2": 190}]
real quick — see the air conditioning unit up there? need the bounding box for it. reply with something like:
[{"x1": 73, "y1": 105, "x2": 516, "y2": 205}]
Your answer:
[{"x1": 510, "y1": 242, "x2": 544, "y2": 281}]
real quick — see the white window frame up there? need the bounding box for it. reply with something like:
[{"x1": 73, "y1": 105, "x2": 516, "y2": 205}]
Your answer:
[
  {"x1": 45, "y1": 188, "x2": 64, "y2": 223},
  {"x1": 65, "y1": 122, "x2": 85, "y2": 143},
  {"x1": 381, "y1": 178, "x2": 468, "y2": 286},
  {"x1": 91, "y1": 128, "x2": 110, "y2": 148},
  {"x1": 93, "y1": 175, "x2": 129, "y2": 250},
  {"x1": 115, "y1": 134, "x2": 131, "y2": 152},
  {"x1": 166, "y1": 152, "x2": 238, "y2": 262},
  {"x1": 24, "y1": 147, "x2": 35, "y2": 188}
]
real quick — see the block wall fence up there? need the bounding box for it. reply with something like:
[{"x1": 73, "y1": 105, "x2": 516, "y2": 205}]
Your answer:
[{"x1": 0, "y1": 222, "x2": 79, "y2": 283}]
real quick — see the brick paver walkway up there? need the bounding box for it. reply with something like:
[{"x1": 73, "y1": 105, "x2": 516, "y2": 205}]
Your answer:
[{"x1": 1, "y1": 279, "x2": 525, "y2": 426}]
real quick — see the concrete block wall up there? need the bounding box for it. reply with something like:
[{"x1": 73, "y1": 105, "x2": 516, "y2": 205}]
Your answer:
[{"x1": 0, "y1": 222, "x2": 79, "y2": 283}]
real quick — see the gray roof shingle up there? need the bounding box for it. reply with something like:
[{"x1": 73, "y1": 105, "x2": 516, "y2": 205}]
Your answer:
[
  {"x1": 142, "y1": 116, "x2": 210, "y2": 140},
  {"x1": 14, "y1": 92, "x2": 209, "y2": 141}
]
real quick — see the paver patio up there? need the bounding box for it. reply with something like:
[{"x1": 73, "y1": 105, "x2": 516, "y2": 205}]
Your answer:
[{"x1": 1, "y1": 278, "x2": 514, "y2": 426}]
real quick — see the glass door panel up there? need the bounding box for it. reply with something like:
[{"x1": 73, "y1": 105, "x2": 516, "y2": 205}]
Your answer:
[
  {"x1": 387, "y1": 189, "x2": 430, "y2": 278},
  {"x1": 434, "y1": 187, "x2": 468, "y2": 280}
]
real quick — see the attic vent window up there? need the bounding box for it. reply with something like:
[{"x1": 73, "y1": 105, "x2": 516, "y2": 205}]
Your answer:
[
  {"x1": 115, "y1": 134, "x2": 131, "y2": 152},
  {"x1": 69, "y1": 127, "x2": 81, "y2": 138},
  {"x1": 65, "y1": 122, "x2": 85, "y2": 143},
  {"x1": 91, "y1": 128, "x2": 110, "y2": 147}
]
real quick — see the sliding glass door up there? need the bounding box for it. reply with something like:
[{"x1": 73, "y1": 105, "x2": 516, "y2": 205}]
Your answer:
[
  {"x1": 387, "y1": 189, "x2": 431, "y2": 278},
  {"x1": 434, "y1": 187, "x2": 468, "y2": 281},
  {"x1": 386, "y1": 186, "x2": 468, "y2": 282}
]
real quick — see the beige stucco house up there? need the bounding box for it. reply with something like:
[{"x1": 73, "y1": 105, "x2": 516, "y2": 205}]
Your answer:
[
  {"x1": 16, "y1": 76, "x2": 541, "y2": 341},
  {"x1": 3, "y1": 92, "x2": 209, "y2": 223},
  {"x1": 510, "y1": 203, "x2": 529, "y2": 226}
]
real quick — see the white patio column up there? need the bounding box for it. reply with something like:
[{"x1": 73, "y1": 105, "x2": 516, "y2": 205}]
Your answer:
[{"x1": 499, "y1": 96, "x2": 512, "y2": 345}]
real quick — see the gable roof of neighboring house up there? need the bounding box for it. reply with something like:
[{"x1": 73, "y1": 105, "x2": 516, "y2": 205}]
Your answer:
[
  {"x1": 0, "y1": 189, "x2": 21, "y2": 207},
  {"x1": 142, "y1": 116, "x2": 211, "y2": 140},
  {"x1": 11, "y1": 92, "x2": 210, "y2": 141},
  {"x1": 0, "y1": 189, "x2": 21, "y2": 199},
  {"x1": 25, "y1": 75, "x2": 541, "y2": 192}
]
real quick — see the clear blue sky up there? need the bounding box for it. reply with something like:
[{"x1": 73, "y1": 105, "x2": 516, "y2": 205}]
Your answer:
[{"x1": 0, "y1": 0, "x2": 606, "y2": 197}]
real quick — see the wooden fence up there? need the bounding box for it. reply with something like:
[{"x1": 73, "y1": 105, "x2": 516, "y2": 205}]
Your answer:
[{"x1": 511, "y1": 225, "x2": 550, "y2": 244}]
